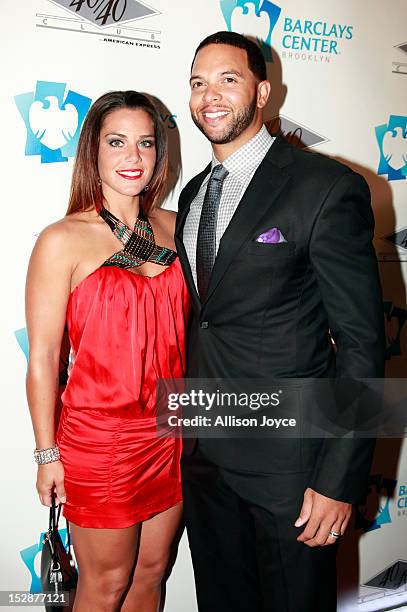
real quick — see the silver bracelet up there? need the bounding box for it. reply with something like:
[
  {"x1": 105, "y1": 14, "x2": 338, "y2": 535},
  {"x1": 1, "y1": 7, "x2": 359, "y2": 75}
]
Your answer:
[{"x1": 34, "y1": 445, "x2": 60, "y2": 465}]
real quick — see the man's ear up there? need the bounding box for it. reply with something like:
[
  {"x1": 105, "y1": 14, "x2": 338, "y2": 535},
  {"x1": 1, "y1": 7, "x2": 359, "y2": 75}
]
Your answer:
[{"x1": 257, "y1": 80, "x2": 271, "y2": 109}]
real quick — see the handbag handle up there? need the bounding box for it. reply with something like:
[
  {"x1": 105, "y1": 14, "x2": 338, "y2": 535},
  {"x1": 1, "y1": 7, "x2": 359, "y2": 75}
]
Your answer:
[
  {"x1": 49, "y1": 497, "x2": 62, "y2": 527},
  {"x1": 49, "y1": 497, "x2": 71, "y2": 553}
]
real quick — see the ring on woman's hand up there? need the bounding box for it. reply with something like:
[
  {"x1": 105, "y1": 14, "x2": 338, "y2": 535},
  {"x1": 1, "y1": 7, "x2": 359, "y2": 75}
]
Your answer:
[{"x1": 328, "y1": 530, "x2": 341, "y2": 538}]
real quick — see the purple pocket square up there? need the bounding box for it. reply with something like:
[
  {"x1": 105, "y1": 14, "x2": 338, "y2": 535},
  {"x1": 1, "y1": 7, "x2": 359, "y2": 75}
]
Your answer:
[{"x1": 255, "y1": 228, "x2": 287, "y2": 244}]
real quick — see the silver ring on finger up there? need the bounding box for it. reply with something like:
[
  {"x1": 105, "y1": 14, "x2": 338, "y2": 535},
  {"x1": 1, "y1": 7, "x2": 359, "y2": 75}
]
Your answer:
[{"x1": 329, "y1": 530, "x2": 341, "y2": 538}]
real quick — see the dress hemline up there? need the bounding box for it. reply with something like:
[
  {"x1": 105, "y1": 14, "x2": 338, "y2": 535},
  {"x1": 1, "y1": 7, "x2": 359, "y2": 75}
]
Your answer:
[{"x1": 62, "y1": 493, "x2": 183, "y2": 529}]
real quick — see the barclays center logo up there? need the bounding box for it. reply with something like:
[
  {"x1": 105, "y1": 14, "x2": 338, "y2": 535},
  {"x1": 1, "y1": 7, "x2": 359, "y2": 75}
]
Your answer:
[
  {"x1": 220, "y1": 0, "x2": 282, "y2": 62},
  {"x1": 14, "y1": 81, "x2": 92, "y2": 163},
  {"x1": 355, "y1": 474, "x2": 397, "y2": 533},
  {"x1": 376, "y1": 115, "x2": 407, "y2": 181},
  {"x1": 220, "y1": 1, "x2": 354, "y2": 63}
]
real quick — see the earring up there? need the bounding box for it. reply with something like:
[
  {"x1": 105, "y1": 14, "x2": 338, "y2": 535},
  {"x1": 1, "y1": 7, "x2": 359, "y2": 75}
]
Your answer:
[
  {"x1": 98, "y1": 177, "x2": 102, "y2": 185},
  {"x1": 144, "y1": 184, "x2": 150, "y2": 192}
]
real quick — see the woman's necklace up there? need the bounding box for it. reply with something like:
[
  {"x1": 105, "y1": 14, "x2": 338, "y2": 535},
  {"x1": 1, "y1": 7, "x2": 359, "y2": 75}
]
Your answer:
[{"x1": 100, "y1": 206, "x2": 177, "y2": 269}]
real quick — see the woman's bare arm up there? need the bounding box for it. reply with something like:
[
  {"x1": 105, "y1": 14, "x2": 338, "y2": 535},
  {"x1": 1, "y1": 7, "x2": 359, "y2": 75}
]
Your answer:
[{"x1": 25, "y1": 221, "x2": 74, "y2": 505}]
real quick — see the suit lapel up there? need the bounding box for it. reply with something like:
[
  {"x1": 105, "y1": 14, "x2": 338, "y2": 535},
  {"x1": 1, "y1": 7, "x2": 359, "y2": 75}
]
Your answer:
[
  {"x1": 175, "y1": 163, "x2": 211, "y2": 310},
  {"x1": 204, "y1": 136, "x2": 294, "y2": 304}
]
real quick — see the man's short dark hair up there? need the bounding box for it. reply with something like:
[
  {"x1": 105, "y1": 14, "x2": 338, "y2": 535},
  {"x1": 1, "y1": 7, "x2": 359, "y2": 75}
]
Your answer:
[{"x1": 191, "y1": 31, "x2": 267, "y2": 82}]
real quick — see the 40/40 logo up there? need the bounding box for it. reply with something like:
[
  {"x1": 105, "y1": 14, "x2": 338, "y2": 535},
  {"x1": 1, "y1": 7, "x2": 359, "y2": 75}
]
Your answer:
[{"x1": 50, "y1": 0, "x2": 157, "y2": 28}]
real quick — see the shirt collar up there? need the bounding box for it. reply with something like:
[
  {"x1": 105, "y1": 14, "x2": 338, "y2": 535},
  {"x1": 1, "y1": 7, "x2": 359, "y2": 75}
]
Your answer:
[{"x1": 211, "y1": 124, "x2": 275, "y2": 182}]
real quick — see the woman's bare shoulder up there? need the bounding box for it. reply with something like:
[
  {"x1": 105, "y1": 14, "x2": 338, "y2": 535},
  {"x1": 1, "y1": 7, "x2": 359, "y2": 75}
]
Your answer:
[
  {"x1": 33, "y1": 211, "x2": 101, "y2": 258},
  {"x1": 39, "y1": 210, "x2": 95, "y2": 233}
]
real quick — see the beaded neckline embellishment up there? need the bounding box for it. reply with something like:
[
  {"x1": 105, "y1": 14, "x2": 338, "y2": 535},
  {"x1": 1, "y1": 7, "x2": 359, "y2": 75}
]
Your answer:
[{"x1": 100, "y1": 206, "x2": 177, "y2": 269}]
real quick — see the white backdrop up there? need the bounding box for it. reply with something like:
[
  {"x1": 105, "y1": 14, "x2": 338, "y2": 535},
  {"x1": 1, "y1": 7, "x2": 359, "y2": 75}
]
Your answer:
[{"x1": 1, "y1": 1, "x2": 407, "y2": 610}]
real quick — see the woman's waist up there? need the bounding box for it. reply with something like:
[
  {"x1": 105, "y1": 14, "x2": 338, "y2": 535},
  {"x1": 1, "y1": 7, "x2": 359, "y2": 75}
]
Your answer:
[
  {"x1": 61, "y1": 365, "x2": 184, "y2": 410},
  {"x1": 57, "y1": 403, "x2": 180, "y2": 442},
  {"x1": 60, "y1": 392, "x2": 157, "y2": 415}
]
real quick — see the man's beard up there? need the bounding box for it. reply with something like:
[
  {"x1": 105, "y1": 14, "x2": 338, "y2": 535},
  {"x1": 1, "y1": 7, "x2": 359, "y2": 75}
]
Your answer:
[{"x1": 192, "y1": 99, "x2": 257, "y2": 144}]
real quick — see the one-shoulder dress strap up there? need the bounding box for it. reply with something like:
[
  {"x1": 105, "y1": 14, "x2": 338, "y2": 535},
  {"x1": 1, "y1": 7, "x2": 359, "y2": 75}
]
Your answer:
[{"x1": 100, "y1": 206, "x2": 177, "y2": 269}]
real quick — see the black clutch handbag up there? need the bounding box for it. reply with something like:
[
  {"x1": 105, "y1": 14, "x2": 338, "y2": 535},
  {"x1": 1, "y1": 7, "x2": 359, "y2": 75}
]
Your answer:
[{"x1": 41, "y1": 498, "x2": 78, "y2": 611}]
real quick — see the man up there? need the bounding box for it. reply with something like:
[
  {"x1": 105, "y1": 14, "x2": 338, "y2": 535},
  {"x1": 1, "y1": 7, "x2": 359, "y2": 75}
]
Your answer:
[{"x1": 175, "y1": 31, "x2": 385, "y2": 612}]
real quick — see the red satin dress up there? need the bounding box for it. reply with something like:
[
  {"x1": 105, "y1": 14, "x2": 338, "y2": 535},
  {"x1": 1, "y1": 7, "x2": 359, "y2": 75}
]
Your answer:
[{"x1": 57, "y1": 257, "x2": 190, "y2": 528}]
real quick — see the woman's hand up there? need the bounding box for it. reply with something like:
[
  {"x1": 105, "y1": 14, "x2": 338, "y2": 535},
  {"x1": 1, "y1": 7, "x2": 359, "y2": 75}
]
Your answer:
[{"x1": 36, "y1": 461, "x2": 66, "y2": 506}]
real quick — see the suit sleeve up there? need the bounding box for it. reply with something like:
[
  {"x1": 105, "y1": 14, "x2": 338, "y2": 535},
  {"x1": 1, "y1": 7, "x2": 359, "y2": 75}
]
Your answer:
[{"x1": 308, "y1": 170, "x2": 385, "y2": 503}]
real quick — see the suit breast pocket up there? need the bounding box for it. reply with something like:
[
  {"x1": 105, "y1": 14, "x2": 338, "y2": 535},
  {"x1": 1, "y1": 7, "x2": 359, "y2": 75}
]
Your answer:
[{"x1": 246, "y1": 241, "x2": 297, "y2": 258}]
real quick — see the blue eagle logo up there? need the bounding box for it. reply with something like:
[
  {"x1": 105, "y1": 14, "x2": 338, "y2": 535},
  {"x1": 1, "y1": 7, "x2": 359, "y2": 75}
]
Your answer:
[
  {"x1": 376, "y1": 115, "x2": 407, "y2": 181},
  {"x1": 15, "y1": 81, "x2": 91, "y2": 164},
  {"x1": 220, "y1": 0, "x2": 281, "y2": 62}
]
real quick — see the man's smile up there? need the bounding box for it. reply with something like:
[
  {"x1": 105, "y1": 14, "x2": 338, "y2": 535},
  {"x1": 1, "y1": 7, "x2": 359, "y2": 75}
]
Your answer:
[{"x1": 200, "y1": 107, "x2": 231, "y2": 124}]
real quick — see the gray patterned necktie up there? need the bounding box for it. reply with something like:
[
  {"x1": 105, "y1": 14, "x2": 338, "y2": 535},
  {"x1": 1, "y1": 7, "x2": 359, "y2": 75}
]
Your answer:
[{"x1": 196, "y1": 164, "x2": 229, "y2": 301}]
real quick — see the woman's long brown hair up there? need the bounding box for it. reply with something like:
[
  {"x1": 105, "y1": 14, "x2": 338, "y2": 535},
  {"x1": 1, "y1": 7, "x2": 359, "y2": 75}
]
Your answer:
[{"x1": 66, "y1": 91, "x2": 168, "y2": 217}]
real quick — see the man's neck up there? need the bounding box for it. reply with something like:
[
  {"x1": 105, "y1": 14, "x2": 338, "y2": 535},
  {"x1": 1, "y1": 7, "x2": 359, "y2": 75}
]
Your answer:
[{"x1": 212, "y1": 123, "x2": 264, "y2": 163}]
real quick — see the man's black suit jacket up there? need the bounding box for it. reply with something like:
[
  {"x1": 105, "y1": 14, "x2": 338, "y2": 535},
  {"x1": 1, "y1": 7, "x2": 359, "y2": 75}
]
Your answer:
[{"x1": 175, "y1": 134, "x2": 385, "y2": 504}]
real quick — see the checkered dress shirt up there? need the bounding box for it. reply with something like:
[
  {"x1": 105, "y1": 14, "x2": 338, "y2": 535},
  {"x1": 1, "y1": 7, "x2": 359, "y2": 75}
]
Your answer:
[{"x1": 183, "y1": 125, "x2": 275, "y2": 287}]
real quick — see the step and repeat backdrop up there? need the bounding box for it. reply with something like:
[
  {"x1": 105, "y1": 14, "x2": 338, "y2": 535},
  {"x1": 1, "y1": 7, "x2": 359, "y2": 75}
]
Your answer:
[{"x1": 1, "y1": 1, "x2": 407, "y2": 610}]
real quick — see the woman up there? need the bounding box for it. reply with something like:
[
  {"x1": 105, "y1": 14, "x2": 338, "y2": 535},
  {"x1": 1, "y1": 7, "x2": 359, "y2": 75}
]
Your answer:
[{"x1": 26, "y1": 91, "x2": 190, "y2": 611}]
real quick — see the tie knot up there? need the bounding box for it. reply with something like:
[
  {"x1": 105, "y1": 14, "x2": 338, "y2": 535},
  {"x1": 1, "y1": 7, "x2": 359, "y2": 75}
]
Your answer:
[{"x1": 211, "y1": 164, "x2": 229, "y2": 183}]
